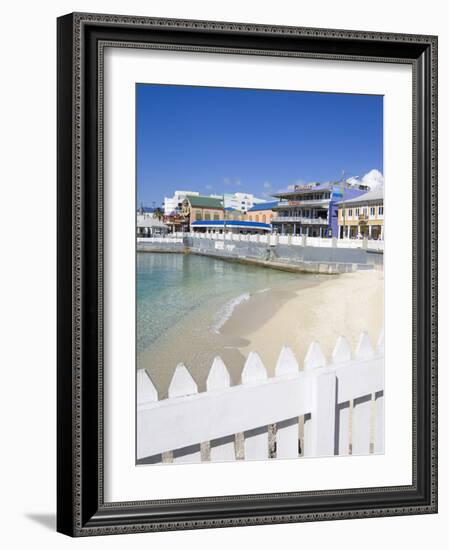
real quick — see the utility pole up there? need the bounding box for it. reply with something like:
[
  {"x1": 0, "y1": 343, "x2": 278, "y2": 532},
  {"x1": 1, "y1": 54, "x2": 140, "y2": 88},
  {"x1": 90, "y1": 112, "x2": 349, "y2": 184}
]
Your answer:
[
  {"x1": 222, "y1": 193, "x2": 226, "y2": 235},
  {"x1": 341, "y1": 169, "x2": 346, "y2": 239}
]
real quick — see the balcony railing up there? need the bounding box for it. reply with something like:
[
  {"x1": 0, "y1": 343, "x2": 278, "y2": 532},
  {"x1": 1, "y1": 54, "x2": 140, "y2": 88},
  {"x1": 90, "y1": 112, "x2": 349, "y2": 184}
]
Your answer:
[
  {"x1": 273, "y1": 216, "x2": 327, "y2": 225},
  {"x1": 277, "y1": 199, "x2": 330, "y2": 207}
]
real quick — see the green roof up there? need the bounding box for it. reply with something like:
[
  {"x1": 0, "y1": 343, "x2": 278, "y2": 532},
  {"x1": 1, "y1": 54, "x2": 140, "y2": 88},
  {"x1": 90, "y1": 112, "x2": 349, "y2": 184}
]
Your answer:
[{"x1": 186, "y1": 195, "x2": 223, "y2": 208}]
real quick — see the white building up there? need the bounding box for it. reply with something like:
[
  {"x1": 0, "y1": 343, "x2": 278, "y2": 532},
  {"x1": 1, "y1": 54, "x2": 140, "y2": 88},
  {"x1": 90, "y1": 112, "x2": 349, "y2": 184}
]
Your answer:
[
  {"x1": 164, "y1": 191, "x2": 200, "y2": 215},
  {"x1": 136, "y1": 214, "x2": 169, "y2": 237},
  {"x1": 165, "y1": 190, "x2": 266, "y2": 214},
  {"x1": 210, "y1": 192, "x2": 266, "y2": 212}
]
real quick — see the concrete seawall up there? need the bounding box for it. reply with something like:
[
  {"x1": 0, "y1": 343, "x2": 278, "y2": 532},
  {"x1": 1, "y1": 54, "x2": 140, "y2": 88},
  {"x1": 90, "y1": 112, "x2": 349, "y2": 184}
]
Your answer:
[
  {"x1": 137, "y1": 241, "x2": 186, "y2": 253},
  {"x1": 137, "y1": 237, "x2": 370, "y2": 274}
]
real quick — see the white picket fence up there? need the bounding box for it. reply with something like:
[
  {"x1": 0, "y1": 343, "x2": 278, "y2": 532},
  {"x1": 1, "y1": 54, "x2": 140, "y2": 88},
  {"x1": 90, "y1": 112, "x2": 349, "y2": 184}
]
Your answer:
[
  {"x1": 137, "y1": 331, "x2": 384, "y2": 463},
  {"x1": 140, "y1": 232, "x2": 384, "y2": 252}
]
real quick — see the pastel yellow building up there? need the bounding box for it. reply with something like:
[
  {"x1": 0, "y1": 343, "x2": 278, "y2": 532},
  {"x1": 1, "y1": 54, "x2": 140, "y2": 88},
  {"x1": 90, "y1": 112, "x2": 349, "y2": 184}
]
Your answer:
[{"x1": 337, "y1": 188, "x2": 384, "y2": 240}]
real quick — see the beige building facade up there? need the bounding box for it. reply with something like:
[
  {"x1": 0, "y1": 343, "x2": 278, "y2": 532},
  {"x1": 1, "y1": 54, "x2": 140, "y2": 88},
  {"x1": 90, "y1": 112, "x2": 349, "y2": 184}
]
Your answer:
[
  {"x1": 246, "y1": 201, "x2": 278, "y2": 225},
  {"x1": 337, "y1": 188, "x2": 384, "y2": 240}
]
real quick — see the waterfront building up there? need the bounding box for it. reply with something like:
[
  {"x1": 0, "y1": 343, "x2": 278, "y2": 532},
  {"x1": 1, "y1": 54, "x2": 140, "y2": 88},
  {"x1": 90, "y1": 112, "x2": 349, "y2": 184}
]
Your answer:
[
  {"x1": 337, "y1": 188, "x2": 384, "y2": 240},
  {"x1": 224, "y1": 207, "x2": 246, "y2": 220},
  {"x1": 224, "y1": 192, "x2": 266, "y2": 212},
  {"x1": 164, "y1": 190, "x2": 265, "y2": 216},
  {"x1": 191, "y1": 219, "x2": 271, "y2": 234},
  {"x1": 163, "y1": 213, "x2": 184, "y2": 233},
  {"x1": 181, "y1": 195, "x2": 224, "y2": 230},
  {"x1": 164, "y1": 190, "x2": 200, "y2": 215},
  {"x1": 271, "y1": 182, "x2": 366, "y2": 237},
  {"x1": 136, "y1": 214, "x2": 169, "y2": 237},
  {"x1": 246, "y1": 201, "x2": 278, "y2": 224},
  {"x1": 137, "y1": 205, "x2": 156, "y2": 215}
]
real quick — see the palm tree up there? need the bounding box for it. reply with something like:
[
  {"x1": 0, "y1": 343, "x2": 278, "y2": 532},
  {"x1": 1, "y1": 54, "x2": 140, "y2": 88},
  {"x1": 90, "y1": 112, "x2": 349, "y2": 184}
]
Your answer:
[{"x1": 153, "y1": 207, "x2": 164, "y2": 221}]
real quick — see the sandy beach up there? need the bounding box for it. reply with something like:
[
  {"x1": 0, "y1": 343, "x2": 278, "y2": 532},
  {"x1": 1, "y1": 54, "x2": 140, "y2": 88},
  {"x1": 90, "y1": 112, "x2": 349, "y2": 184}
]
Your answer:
[
  {"x1": 137, "y1": 256, "x2": 383, "y2": 397},
  {"x1": 223, "y1": 268, "x2": 384, "y2": 375}
]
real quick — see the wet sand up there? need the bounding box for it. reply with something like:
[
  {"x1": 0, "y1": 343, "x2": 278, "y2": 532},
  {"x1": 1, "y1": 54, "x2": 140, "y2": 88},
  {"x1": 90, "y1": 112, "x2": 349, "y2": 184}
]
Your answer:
[{"x1": 137, "y1": 275, "x2": 322, "y2": 398}]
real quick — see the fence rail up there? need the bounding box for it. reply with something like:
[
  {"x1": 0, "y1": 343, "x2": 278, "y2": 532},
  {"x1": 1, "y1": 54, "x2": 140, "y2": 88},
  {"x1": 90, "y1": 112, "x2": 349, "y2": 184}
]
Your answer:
[
  {"x1": 138, "y1": 232, "x2": 384, "y2": 252},
  {"x1": 137, "y1": 330, "x2": 384, "y2": 463},
  {"x1": 137, "y1": 237, "x2": 183, "y2": 244}
]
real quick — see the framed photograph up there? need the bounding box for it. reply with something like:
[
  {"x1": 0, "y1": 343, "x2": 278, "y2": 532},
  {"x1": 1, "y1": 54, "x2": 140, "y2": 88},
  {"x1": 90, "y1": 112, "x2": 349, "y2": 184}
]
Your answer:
[{"x1": 57, "y1": 12, "x2": 438, "y2": 536}]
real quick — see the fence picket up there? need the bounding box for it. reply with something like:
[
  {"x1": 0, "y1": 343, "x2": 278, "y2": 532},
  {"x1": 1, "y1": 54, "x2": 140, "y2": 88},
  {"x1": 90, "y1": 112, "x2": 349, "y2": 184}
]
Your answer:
[
  {"x1": 242, "y1": 352, "x2": 269, "y2": 459},
  {"x1": 275, "y1": 347, "x2": 299, "y2": 458},
  {"x1": 352, "y1": 332, "x2": 374, "y2": 455},
  {"x1": 303, "y1": 341, "x2": 326, "y2": 372},
  {"x1": 355, "y1": 330, "x2": 375, "y2": 360},
  {"x1": 374, "y1": 391, "x2": 385, "y2": 454},
  {"x1": 373, "y1": 331, "x2": 385, "y2": 453},
  {"x1": 377, "y1": 329, "x2": 385, "y2": 355},
  {"x1": 332, "y1": 336, "x2": 352, "y2": 363},
  {"x1": 303, "y1": 341, "x2": 336, "y2": 457},
  {"x1": 168, "y1": 363, "x2": 198, "y2": 398},
  {"x1": 332, "y1": 336, "x2": 351, "y2": 455},
  {"x1": 169, "y1": 364, "x2": 201, "y2": 463},
  {"x1": 137, "y1": 368, "x2": 158, "y2": 405},
  {"x1": 207, "y1": 357, "x2": 235, "y2": 461},
  {"x1": 136, "y1": 370, "x2": 161, "y2": 462}
]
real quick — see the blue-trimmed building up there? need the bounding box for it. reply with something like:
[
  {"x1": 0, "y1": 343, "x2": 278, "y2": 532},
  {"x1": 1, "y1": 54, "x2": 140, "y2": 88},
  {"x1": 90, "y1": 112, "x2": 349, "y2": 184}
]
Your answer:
[
  {"x1": 191, "y1": 220, "x2": 271, "y2": 234},
  {"x1": 271, "y1": 182, "x2": 367, "y2": 238},
  {"x1": 246, "y1": 201, "x2": 278, "y2": 225}
]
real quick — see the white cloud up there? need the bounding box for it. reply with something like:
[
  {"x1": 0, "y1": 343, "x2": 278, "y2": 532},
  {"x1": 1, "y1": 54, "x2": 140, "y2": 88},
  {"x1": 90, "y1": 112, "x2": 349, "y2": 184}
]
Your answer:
[
  {"x1": 223, "y1": 177, "x2": 241, "y2": 187},
  {"x1": 347, "y1": 169, "x2": 384, "y2": 190}
]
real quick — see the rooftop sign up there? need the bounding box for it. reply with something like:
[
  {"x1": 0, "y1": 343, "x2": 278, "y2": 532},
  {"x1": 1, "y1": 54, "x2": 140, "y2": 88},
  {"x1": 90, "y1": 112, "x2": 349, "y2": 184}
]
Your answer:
[{"x1": 294, "y1": 184, "x2": 315, "y2": 190}]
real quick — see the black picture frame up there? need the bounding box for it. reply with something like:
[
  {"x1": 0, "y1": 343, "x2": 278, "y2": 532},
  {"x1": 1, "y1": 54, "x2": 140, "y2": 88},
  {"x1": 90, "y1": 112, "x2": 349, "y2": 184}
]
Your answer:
[{"x1": 57, "y1": 12, "x2": 438, "y2": 536}]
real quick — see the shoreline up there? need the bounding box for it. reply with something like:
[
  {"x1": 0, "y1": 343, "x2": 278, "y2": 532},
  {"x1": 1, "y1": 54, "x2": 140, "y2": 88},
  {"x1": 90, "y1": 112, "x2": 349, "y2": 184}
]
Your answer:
[
  {"x1": 137, "y1": 264, "x2": 383, "y2": 397},
  {"x1": 137, "y1": 272, "x2": 322, "y2": 398}
]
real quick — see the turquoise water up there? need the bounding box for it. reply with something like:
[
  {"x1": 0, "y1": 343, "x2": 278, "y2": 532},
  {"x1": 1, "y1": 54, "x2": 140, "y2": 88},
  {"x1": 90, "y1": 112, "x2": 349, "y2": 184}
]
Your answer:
[{"x1": 137, "y1": 253, "x2": 306, "y2": 355}]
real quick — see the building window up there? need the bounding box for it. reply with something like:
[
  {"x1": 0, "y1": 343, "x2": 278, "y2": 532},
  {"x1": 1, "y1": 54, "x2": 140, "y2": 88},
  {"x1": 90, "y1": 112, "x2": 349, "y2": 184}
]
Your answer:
[
  {"x1": 355, "y1": 208, "x2": 360, "y2": 217},
  {"x1": 195, "y1": 212, "x2": 202, "y2": 221},
  {"x1": 255, "y1": 215, "x2": 259, "y2": 222},
  {"x1": 348, "y1": 209, "x2": 353, "y2": 217},
  {"x1": 204, "y1": 212, "x2": 211, "y2": 221},
  {"x1": 248, "y1": 215, "x2": 253, "y2": 221},
  {"x1": 262, "y1": 215, "x2": 266, "y2": 223},
  {"x1": 370, "y1": 207, "x2": 375, "y2": 216},
  {"x1": 379, "y1": 206, "x2": 384, "y2": 215},
  {"x1": 213, "y1": 213, "x2": 219, "y2": 221}
]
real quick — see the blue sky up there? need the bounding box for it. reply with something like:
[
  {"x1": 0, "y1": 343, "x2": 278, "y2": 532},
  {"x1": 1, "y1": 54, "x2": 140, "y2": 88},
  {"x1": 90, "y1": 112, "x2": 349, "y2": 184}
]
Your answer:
[{"x1": 136, "y1": 84, "x2": 383, "y2": 207}]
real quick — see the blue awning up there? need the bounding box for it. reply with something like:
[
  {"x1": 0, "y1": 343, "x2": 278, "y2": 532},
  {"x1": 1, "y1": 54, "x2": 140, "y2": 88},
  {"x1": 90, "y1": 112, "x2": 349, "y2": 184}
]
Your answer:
[{"x1": 191, "y1": 220, "x2": 271, "y2": 230}]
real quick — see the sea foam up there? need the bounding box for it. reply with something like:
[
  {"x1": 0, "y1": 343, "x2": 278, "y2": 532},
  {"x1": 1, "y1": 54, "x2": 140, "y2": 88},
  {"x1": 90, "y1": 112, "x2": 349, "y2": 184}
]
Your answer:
[{"x1": 212, "y1": 292, "x2": 250, "y2": 334}]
